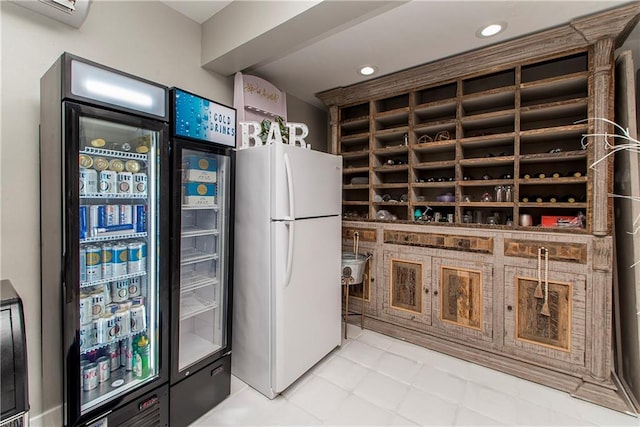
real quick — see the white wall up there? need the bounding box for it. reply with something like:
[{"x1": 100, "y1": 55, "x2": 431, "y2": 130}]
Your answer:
[
  {"x1": 287, "y1": 92, "x2": 328, "y2": 152},
  {"x1": 0, "y1": 1, "x2": 232, "y2": 424}
]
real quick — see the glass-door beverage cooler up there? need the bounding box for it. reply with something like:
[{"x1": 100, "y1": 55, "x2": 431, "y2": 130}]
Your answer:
[
  {"x1": 169, "y1": 88, "x2": 235, "y2": 427},
  {"x1": 40, "y1": 53, "x2": 170, "y2": 427}
]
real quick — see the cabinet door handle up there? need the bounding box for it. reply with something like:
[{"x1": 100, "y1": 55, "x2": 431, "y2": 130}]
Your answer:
[
  {"x1": 424, "y1": 288, "x2": 429, "y2": 294},
  {"x1": 507, "y1": 305, "x2": 513, "y2": 311},
  {"x1": 433, "y1": 290, "x2": 439, "y2": 296}
]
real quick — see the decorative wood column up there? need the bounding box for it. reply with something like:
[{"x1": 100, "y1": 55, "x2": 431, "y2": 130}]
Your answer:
[{"x1": 328, "y1": 105, "x2": 339, "y2": 155}]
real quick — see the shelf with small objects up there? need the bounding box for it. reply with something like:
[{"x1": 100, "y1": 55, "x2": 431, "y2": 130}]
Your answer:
[{"x1": 329, "y1": 50, "x2": 595, "y2": 233}]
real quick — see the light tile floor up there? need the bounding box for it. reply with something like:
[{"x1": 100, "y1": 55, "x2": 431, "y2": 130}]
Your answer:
[{"x1": 192, "y1": 326, "x2": 640, "y2": 426}]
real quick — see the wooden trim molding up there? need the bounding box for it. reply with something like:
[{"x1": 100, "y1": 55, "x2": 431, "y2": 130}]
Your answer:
[
  {"x1": 504, "y1": 239, "x2": 588, "y2": 264},
  {"x1": 384, "y1": 230, "x2": 493, "y2": 254}
]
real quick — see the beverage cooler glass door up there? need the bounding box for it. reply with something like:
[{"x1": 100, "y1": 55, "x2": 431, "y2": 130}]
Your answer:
[
  {"x1": 78, "y1": 116, "x2": 160, "y2": 413},
  {"x1": 178, "y1": 149, "x2": 229, "y2": 372}
]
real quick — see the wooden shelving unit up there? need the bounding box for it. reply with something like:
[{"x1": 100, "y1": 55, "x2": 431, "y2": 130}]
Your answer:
[{"x1": 331, "y1": 51, "x2": 598, "y2": 231}]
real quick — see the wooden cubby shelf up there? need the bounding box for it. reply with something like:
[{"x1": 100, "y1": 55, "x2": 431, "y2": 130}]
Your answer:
[{"x1": 327, "y1": 49, "x2": 599, "y2": 232}]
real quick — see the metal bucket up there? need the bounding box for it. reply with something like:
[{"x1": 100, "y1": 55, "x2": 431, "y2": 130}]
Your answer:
[{"x1": 341, "y1": 252, "x2": 368, "y2": 284}]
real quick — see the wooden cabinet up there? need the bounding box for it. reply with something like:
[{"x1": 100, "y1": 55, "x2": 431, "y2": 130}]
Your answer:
[
  {"x1": 342, "y1": 221, "x2": 624, "y2": 411},
  {"x1": 431, "y1": 257, "x2": 494, "y2": 345},
  {"x1": 504, "y1": 265, "x2": 587, "y2": 370},
  {"x1": 380, "y1": 246, "x2": 432, "y2": 330}
]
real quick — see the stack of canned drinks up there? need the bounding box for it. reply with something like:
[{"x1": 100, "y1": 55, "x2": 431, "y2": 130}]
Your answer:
[
  {"x1": 80, "y1": 203, "x2": 147, "y2": 239},
  {"x1": 80, "y1": 240, "x2": 147, "y2": 284},
  {"x1": 80, "y1": 283, "x2": 148, "y2": 391},
  {"x1": 80, "y1": 329, "x2": 148, "y2": 392},
  {"x1": 79, "y1": 160, "x2": 146, "y2": 197},
  {"x1": 79, "y1": 279, "x2": 148, "y2": 351}
]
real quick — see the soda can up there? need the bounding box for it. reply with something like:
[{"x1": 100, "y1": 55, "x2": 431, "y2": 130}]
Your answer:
[
  {"x1": 97, "y1": 356, "x2": 111, "y2": 383},
  {"x1": 128, "y1": 277, "x2": 142, "y2": 298},
  {"x1": 133, "y1": 173, "x2": 147, "y2": 194},
  {"x1": 83, "y1": 362, "x2": 98, "y2": 391},
  {"x1": 115, "y1": 307, "x2": 131, "y2": 338},
  {"x1": 101, "y1": 205, "x2": 119, "y2": 226},
  {"x1": 89, "y1": 205, "x2": 101, "y2": 237},
  {"x1": 112, "y1": 279, "x2": 129, "y2": 303},
  {"x1": 79, "y1": 247, "x2": 87, "y2": 283},
  {"x1": 79, "y1": 322, "x2": 94, "y2": 351},
  {"x1": 109, "y1": 159, "x2": 125, "y2": 173},
  {"x1": 85, "y1": 245, "x2": 101, "y2": 282},
  {"x1": 79, "y1": 206, "x2": 88, "y2": 240},
  {"x1": 108, "y1": 342, "x2": 120, "y2": 371},
  {"x1": 79, "y1": 291, "x2": 93, "y2": 325},
  {"x1": 79, "y1": 154, "x2": 93, "y2": 169},
  {"x1": 92, "y1": 289, "x2": 106, "y2": 320},
  {"x1": 130, "y1": 303, "x2": 146, "y2": 333},
  {"x1": 127, "y1": 242, "x2": 145, "y2": 273},
  {"x1": 80, "y1": 168, "x2": 98, "y2": 195},
  {"x1": 80, "y1": 359, "x2": 90, "y2": 390},
  {"x1": 95, "y1": 312, "x2": 117, "y2": 345},
  {"x1": 121, "y1": 338, "x2": 133, "y2": 370},
  {"x1": 93, "y1": 157, "x2": 109, "y2": 171},
  {"x1": 101, "y1": 244, "x2": 114, "y2": 280},
  {"x1": 119, "y1": 204, "x2": 133, "y2": 225},
  {"x1": 112, "y1": 244, "x2": 128, "y2": 276},
  {"x1": 125, "y1": 160, "x2": 141, "y2": 173},
  {"x1": 99, "y1": 170, "x2": 117, "y2": 194},
  {"x1": 117, "y1": 171, "x2": 133, "y2": 194},
  {"x1": 100, "y1": 283, "x2": 112, "y2": 305},
  {"x1": 134, "y1": 205, "x2": 146, "y2": 233}
]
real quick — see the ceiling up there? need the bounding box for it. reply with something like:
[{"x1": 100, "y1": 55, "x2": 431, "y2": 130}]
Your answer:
[{"x1": 162, "y1": 1, "x2": 640, "y2": 109}]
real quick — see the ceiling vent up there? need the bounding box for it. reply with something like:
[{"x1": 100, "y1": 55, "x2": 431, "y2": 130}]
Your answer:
[{"x1": 12, "y1": 0, "x2": 91, "y2": 28}]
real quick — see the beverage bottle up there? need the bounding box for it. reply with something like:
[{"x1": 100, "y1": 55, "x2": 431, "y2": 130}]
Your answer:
[
  {"x1": 504, "y1": 185, "x2": 513, "y2": 202},
  {"x1": 134, "y1": 335, "x2": 150, "y2": 379}
]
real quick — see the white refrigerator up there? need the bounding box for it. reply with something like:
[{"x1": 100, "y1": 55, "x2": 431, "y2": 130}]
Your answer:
[{"x1": 233, "y1": 142, "x2": 342, "y2": 398}]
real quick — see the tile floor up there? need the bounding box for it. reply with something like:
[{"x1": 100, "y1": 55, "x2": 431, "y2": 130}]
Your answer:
[{"x1": 192, "y1": 326, "x2": 640, "y2": 426}]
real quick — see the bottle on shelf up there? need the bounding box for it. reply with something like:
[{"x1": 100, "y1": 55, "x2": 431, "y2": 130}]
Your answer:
[
  {"x1": 560, "y1": 195, "x2": 576, "y2": 203},
  {"x1": 504, "y1": 185, "x2": 513, "y2": 202},
  {"x1": 134, "y1": 335, "x2": 150, "y2": 379},
  {"x1": 547, "y1": 195, "x2": 559, "y2": 203}
]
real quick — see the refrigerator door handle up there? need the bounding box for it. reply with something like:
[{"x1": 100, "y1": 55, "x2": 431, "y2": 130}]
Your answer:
[
  {"x1": 284, "y1": 153, "x2": 295, "y2": 221},
  {"x1": 284, "y1": 220, "x2": 294, "y2": 287},
  {"x1": 283, "y1": 152, "x2": 296, "y2": 287}
]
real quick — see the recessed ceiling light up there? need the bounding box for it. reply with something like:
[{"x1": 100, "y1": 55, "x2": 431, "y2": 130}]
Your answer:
[
  {"x1": 477, "y1": 22, "x2": 506, "y2": 38},
  {"x1": 359, "y1": 65, "x2": 377, "y2": 76}
]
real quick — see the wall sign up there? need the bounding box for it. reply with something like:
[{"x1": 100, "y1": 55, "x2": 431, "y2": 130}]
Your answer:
[
  {"x1": 173, "y1": 88, "x2": 236, "y2": 147},
  {"x1": 238, "y1": 120, "x2": 310, "y2": 149}
]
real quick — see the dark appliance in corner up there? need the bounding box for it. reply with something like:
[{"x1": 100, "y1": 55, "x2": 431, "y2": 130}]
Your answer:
[
  {"x1": 168, "y1": 88, "x2": 236, "y2": 427},
  {"x1": 40, "y1": 53, "x2": 170, "y2": 426},
  {"x1": 1, "y1": 279, "x2": 29, "y2": 427}
]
